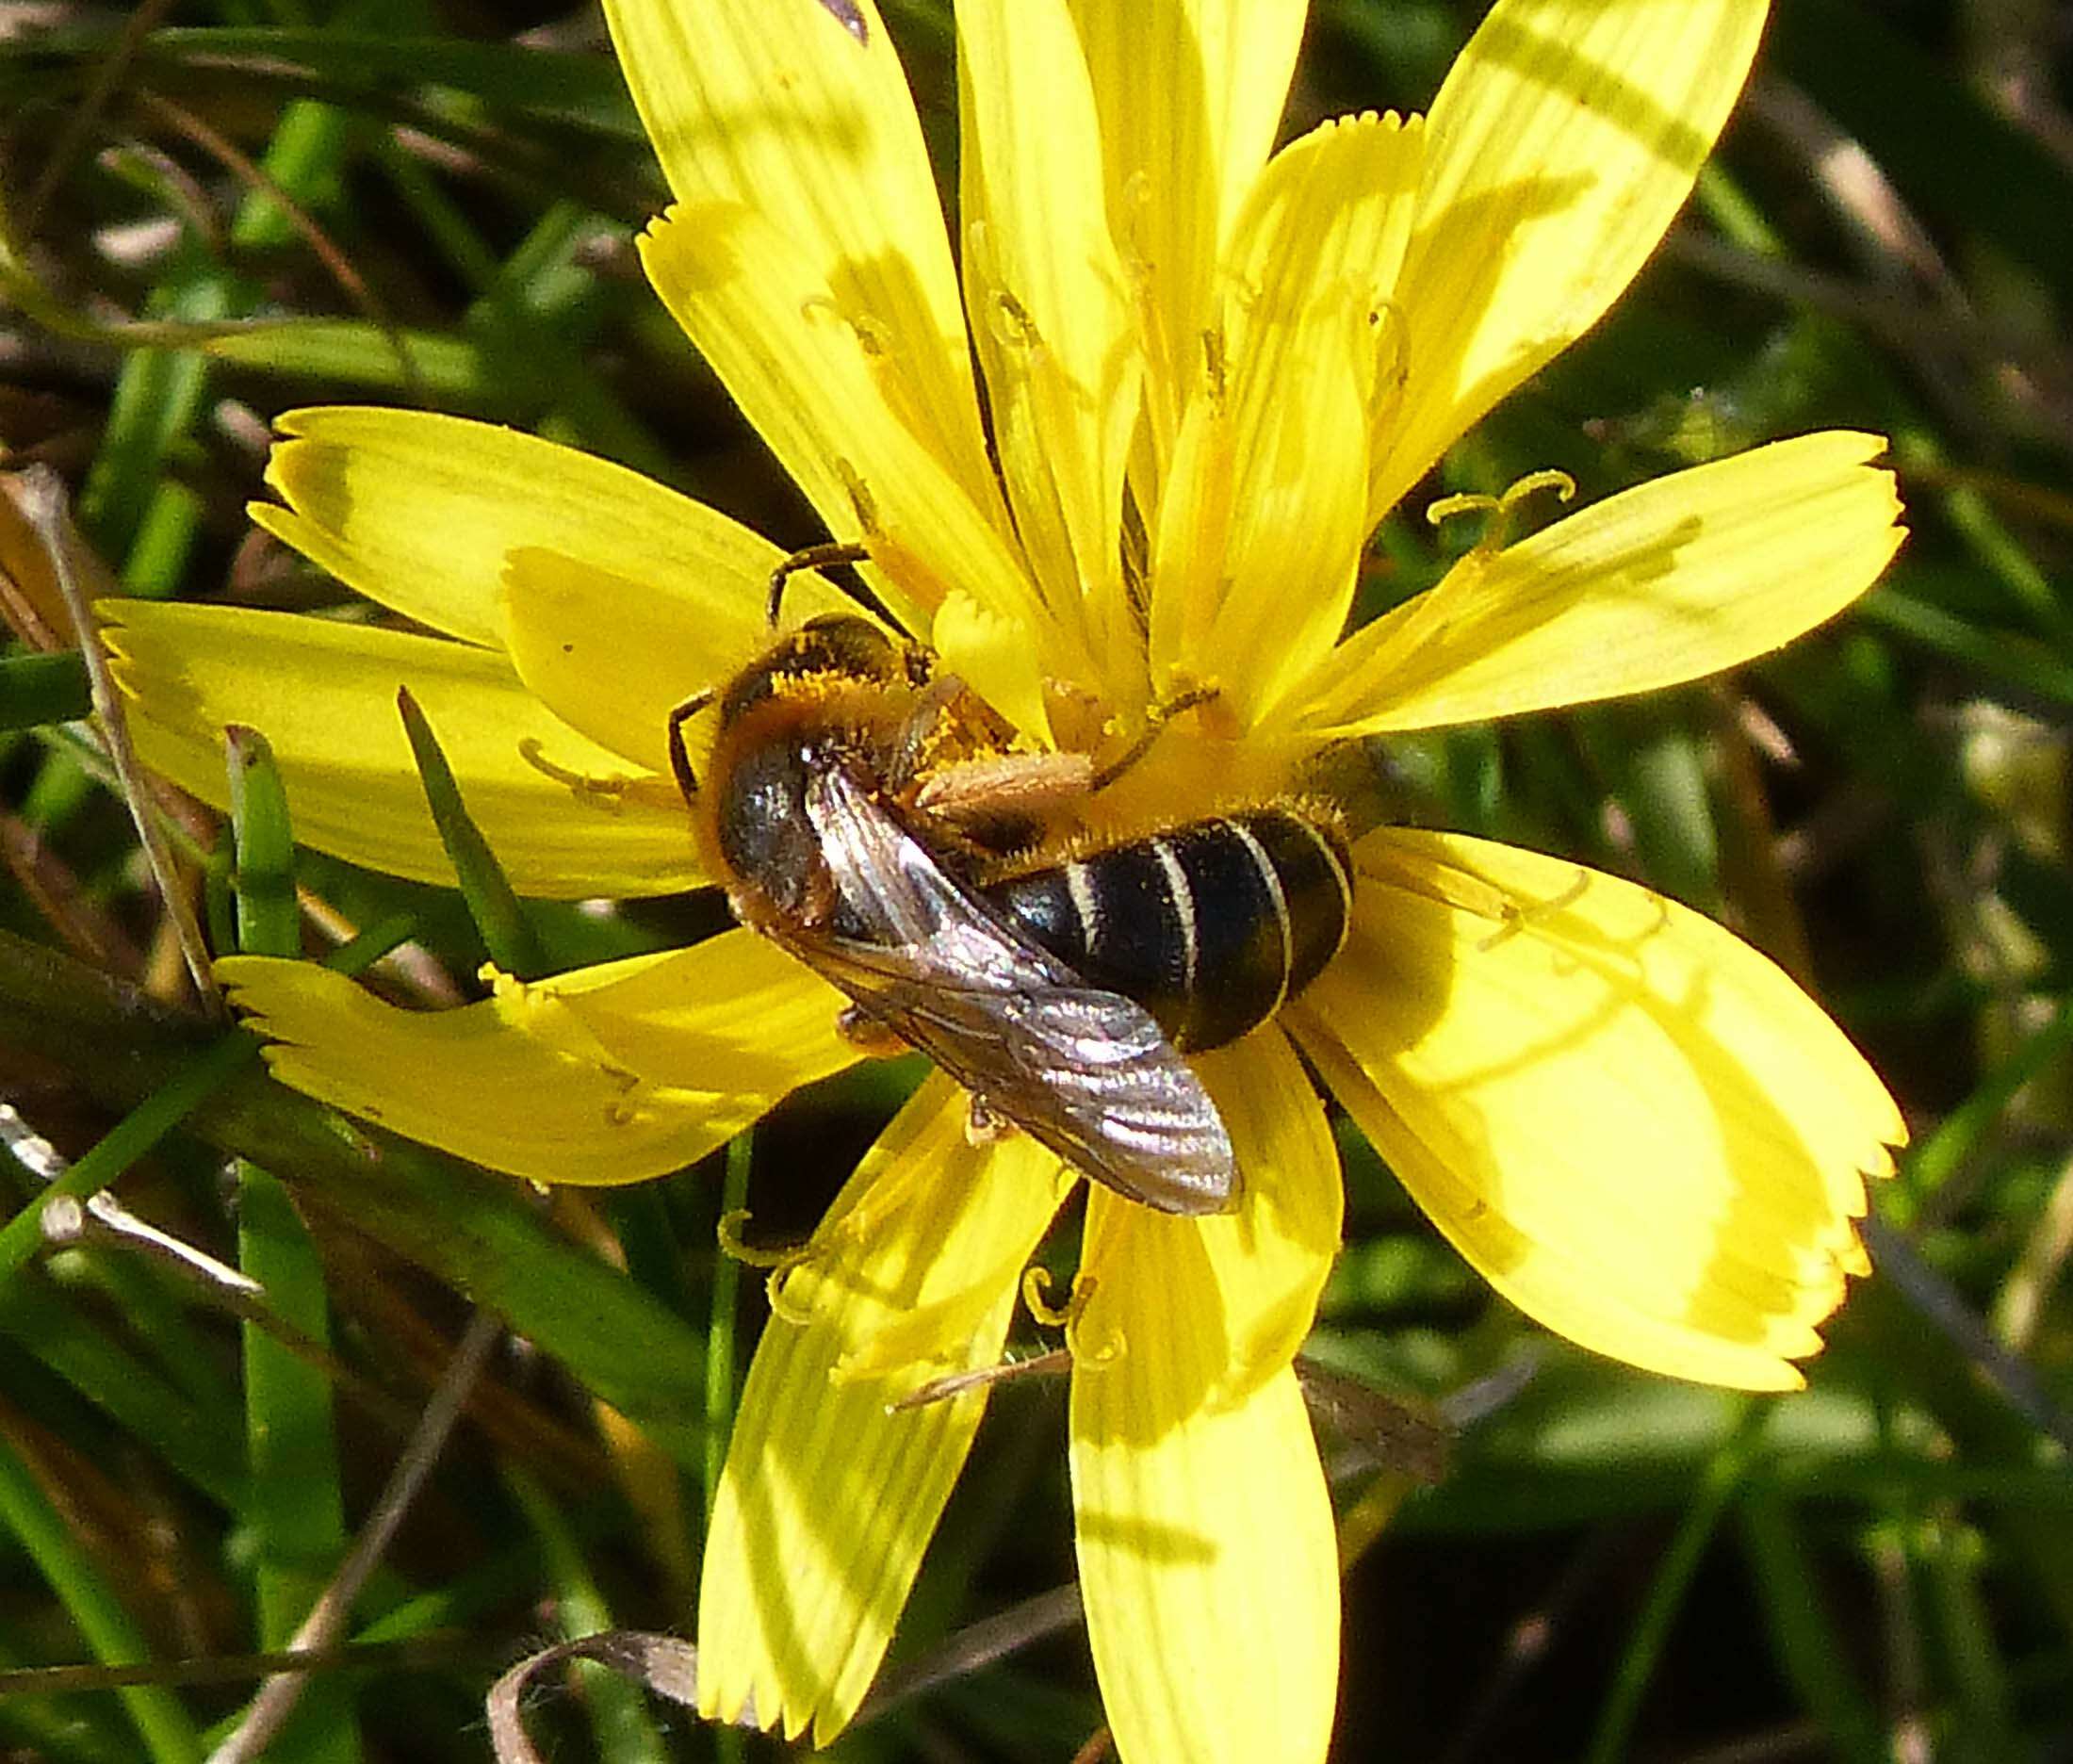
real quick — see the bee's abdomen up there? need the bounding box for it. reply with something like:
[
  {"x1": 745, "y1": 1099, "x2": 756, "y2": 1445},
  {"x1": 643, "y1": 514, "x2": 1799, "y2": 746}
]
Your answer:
[{"x1": 987, "y1": 809, "x2": 1353, "y2": 1053}]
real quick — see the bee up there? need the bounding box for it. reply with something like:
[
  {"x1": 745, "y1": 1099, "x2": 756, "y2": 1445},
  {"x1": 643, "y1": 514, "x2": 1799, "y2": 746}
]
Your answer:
[{"x1": 667, "y1": 611, "x2": 1354, "y2": 1215}]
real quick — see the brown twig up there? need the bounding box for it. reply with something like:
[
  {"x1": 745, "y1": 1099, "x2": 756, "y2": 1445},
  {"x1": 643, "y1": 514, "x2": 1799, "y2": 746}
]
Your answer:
[
  {"x1": 4, "y1": 466, "x2": 218, "y2": 1010},
  {"x1": 206, "y1": 1309, "x2": 504, "y2": 1764},
  {"x1": 19, "y1": 0, "x2": 180, "y2": 236},
  {"x1": 131, "y1": 89, "x2": 429, "y2": 404}
]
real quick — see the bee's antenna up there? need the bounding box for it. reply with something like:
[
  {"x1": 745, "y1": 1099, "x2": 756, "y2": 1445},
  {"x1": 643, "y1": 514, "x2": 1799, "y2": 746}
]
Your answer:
[
  {"x1": 1088, "y1": 685, "x2": 1219, "y2": 792},
  {"x1": 665, "y1": 688, "x2": 714, "y2": 803},
  {"x1": 765, "y1": 540, "x2": 876, "y2": 628}
]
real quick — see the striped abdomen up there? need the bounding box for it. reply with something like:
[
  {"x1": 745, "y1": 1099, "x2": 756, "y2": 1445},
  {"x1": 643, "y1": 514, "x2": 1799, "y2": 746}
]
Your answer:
[{"x1": 984, "y1": 809, "x2": 1353, "y2": 1053}]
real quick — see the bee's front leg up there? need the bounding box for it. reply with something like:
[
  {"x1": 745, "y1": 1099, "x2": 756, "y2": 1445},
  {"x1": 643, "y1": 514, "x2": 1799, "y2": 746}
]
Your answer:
[
  {"x1": 964, "y1": 1094, "x2": 1015, "y2": 1147},
  {"x1": 836, "y1": 1004, "x2": 911, "y2": 1060}
]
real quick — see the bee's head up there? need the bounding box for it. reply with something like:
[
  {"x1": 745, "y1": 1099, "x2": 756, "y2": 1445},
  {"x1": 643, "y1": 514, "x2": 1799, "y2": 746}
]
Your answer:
[{"x1": 720, "y1": 614, "x2": 911, "y2": 725}]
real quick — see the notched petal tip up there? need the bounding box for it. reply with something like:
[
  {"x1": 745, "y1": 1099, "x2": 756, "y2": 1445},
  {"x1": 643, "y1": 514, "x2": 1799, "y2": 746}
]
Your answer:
[
  {"x1": 1301, "y1": 429, "x2": 1912, "y2": 739},
  {"x1": 1298, "y1": 830, "x2": 1904, "y2": 1392},
  {"x1": 698, "y1": 1084, "x2": 1060, "y2": 1747},
  {"x1": 217, "y1": 948, "x2": 825, "y2": 1185}
]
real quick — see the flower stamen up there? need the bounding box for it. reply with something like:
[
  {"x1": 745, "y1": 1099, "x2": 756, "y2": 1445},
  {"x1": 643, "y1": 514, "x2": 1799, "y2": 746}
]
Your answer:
[
  {"x1": 1020, "y1": 1264, "x2": 1079, "y2": 1328},
  {"x1": 1063, "y1": 1292, "x2": 1122, "y2": 1369},
  {"x1": 1088, "y1": 682, "x2": 1220, "y2": 792},
  {"x1": 797, "y1": 291, "x2": 890, "y2": 363},
  {"x1": 516, "y1": 739, "x2": 636, "y2": 813},
  {"x1": 1368, "y1": 296, "x2": 1411, "y2": 430},
  {"x1": 715, "y1": 1210, "x2": 820, "y2": 1324},
  {"x1": 716, "y1": 1207, "x2": 802, "y2": 1270},
  {"x1": 1426, "y1": 468, "x2": 1577, "y2": 555}
]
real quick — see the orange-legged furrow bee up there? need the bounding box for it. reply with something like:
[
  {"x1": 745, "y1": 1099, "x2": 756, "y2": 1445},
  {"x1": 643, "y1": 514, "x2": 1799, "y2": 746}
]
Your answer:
[{"x1": 667, "y1": 611, "x2": 1354, "y2": 1216}]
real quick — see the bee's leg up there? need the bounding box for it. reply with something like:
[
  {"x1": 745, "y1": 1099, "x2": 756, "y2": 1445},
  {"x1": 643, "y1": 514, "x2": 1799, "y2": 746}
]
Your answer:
[
  {"x1": 884, "y1": 671, "x2": 977, "y2": 790},
  {"x1": 664, "y1": 688, "x2": 714, "y2": 804},
  {"x1": 890, "y1": 1348, "x2": 1071, "y2": 1411},
  {"x1": 1088, "y1": 683, "x2": 1221, "y2": 792},
  {"x1": 836, "y1": 1004, "x2": 910, "y2": 1059},
  {"x1": 964, "y1": 1094, "x2": 1016, "y2": 1146},
  {"x1": 766, "y1": 540, "x2": 873, "y2": 628}
]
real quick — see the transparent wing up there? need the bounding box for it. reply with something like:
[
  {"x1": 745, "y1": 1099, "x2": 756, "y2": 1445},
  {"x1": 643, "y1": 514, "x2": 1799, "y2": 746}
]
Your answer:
[{"x1": 789, "y1": 765, "x2": 1237, "y2": 1215}]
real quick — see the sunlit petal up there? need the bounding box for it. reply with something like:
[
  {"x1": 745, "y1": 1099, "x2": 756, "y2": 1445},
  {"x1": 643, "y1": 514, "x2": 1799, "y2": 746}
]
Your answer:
[
  {"x1": 1069, "y1": 0, "x2": 1307, "y2": 461},
  {"x1": 1160, "y1": 112, "x2": 1423, "y2": 727},
  {"x1": 1190, "y1": 1032, "x2": 1345, "y2": 1381},
  {"x1": 219, "y1": 933, "x2": 850, "y2": 1184},
  {"x1": 251, "y1": 409, "x2": 781, "y2": 680},
  {"x1": 958, "y1": 0, "x2": 1141, "y2": 686},
  {"x1": 1074, "y1": 1362, "x2": 1336, "y2": 1764},
  {"x1": 603, "y1": 0, "x2": 997, "y2": 527},
  {"x1": 638, "y1": 208, "x2": 1063, "y2": 677},
  {"x1": 699, "y1": 1076, "x2": 1070, "y2": 1740},
  {"x1": 1294, "y1": 433, "x2": 1905, "y2": 737},
  {"x1": 1371, "y1": 0, "x2": 1768, "y2": 520},
  {"x1": 1069, "y1": 1035, "x2": 1341, "y2": 1764},
  {"x1": 498, "y1": 544, "x2": 848, "y2": 781},
  {"x1": 1290, "y1": 830, "x2": 1904, "y2": 1390},
  {"x1": 103, "y1": 600, "x2": 697, "y2": 898},
  {"x1": 528, "y1": 929, "x2": 857, "y2": 1098}
]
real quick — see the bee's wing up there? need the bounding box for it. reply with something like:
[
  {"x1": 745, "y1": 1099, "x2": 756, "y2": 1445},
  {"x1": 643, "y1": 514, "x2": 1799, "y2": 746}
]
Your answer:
[{"x1": 795, "y1": 765, "x2": 1237, "y2": 1215}]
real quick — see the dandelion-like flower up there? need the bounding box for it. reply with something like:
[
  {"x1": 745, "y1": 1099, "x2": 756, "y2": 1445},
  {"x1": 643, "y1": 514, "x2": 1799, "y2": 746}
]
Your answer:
[{"x1": 104, "y1": 1, "x2": 1907, "y2": 1757}]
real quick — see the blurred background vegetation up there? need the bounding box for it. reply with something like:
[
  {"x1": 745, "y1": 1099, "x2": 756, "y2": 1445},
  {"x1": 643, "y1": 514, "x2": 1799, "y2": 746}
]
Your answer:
[{"x1": 1, "y1": 0, "x2": 2071, "y2": 1758}]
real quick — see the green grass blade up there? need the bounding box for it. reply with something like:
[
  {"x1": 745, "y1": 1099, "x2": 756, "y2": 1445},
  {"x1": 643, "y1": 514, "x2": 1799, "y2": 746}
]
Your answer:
[
  {"x1": 201, "y1": 322, "x2": 493, "y2": 397},
  {"x1": 0, "y1": 1432, "x2": 204, "y2": 1764},
  {"x1": 0, "y1": 650, "x2": 92, "y2": 728},
  {"x1": 0, "y1": 932, "x2": 711, "y2": 1464},
  {"x1": 0, "y1": 1277, "x2": 245, "y2": 1506},
  {"x1": 226, "y1": 726, "x2": 299, "y2": 961},
  {"x1": 238, "y1": 1164, "x2": 359, "y2": 1764},
  {"x1": 1739, "y1": 1491, "x2": 1887, "y2": 1762},
  {"x1": 0, "y1": 1031, "x2": 259, "y2": 1291},
  {"x1": 705, "y1": 1133, "x2": 752, "y2": 1531},
  {"x1": 394, "y1": 686, "x2": 547, "y2": 978},
  {"x1": 1581, "y1": 1399, "x2": 1769, "y2": 1764},
  {"x1": 1892, "y1": 995, "x2": 2073, "y2": 1220},
  {"x1": 504, "y1": 1467, "x2": 670, "y2": 1764}
]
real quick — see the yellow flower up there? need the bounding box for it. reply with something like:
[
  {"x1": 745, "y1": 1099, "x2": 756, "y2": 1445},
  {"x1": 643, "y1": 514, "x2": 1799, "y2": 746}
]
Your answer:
[{"x1": 102, "y1": 0, "x2": 1907, "y2": 1758}]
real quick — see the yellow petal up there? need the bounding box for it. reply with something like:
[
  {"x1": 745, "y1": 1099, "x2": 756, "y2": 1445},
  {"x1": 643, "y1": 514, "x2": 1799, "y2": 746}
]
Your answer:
[
  {"x1": 1146, "y1": 374, "x2": 1236, "y2": 686},
  {"x1": 102, "y1": 600, "x2": 698, "y2": 898},
  {"x1": 1191, "y1": 1032, "x2": 1345, "y2": 1383},
  {"x1": 1065, "y1": 1031, "x2": 1342, "y2": 1764},
  {"x1": 637, "y1": 207, "x2": 1064, "y2": 676},
  {"x1": 1196, "y1": 338, "x2": 1370, "y2": 734},
  {"x1": 1289, "y1": 830, "x2": 1904, "y2": 1390},
  {"x1": 958, "y1": 0, "x2": 1141, "y2": 682},
  {"x1": 254, "y1": 407, "x2": 774, "y2": 659},
  {"x1": 1069, "y1": 0, "x2": 1308, "y2": 458},
  {"x1": 774, "y1": 1074, "x2": 1076, "y2": 1378},
  {"x1": 1371, "y1": 0, "x2": 1768, "y2": 520},
  {"x1": 604, "y1": 0, "x2": 988, "y2": 490},
  {"x1": 928, "y1": 590, "x2": 1057, "y2": 751},
  {"x1": 1162, "y1": 112, "x2": 1424, "y2": 728},
  {"x1": 699, "y1": 1076, "x2": 1070, "y2": 1742},
  {"x1": 219, "y1": 933, "x2": 852, "y2": 1184},
  {"x1": 527, "y1": 929, "x2": 857, "y2": 1098},
  {"x1": 1071, "y1": 1172, "x2": 1337, "y2": 1764},
  {"x1": 608, "y1": 0, "x2": 1046, "y2": 653},
  {"x1": 1294, "y1": 433, "x2": 1905, "y2": 737},
  {"x1": 498, "y1": 545, "x2": 847, "y2": 781}
]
